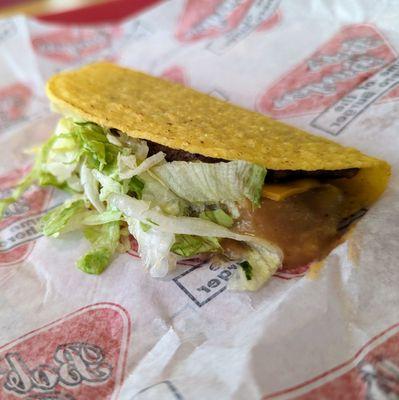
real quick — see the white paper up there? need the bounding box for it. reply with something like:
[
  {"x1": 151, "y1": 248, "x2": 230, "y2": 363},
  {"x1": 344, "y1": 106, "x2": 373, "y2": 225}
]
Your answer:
[{"x1": 0, "y1": 1, "x2": 398, "y2": 399}]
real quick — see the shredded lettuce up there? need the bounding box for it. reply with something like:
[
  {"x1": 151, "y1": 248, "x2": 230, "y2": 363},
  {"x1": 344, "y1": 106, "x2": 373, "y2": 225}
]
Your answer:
[
  {"x1": 153, "y1": 160, "x2": 266, "y2": 206},
  {"x1": 41, "y1": 199, "x2": 87, "y2": 237},
  {"x1": 239, "y1": 261, "x2": 253, "y2": 280},
  {"x1": 127, "y1": 217, "x2": 177, "y2": 278},
  {"x1": 66, "y1": 173, "x2": 83, "y2": 192},
  {"x1": 107, "y1": 133, "x2": 123, "y2": 146},
  {"x1": 44, "y1": 134, "x2": 81, "y2": 182},
  {"x1": 117, "y1": 154, "x2": 137, "y2": 179},
  {"x1": 74, "y1": 122, "x2": 114, "y2": 170},
  {"x1": 82, "y1": 210, "x2": 122, "y2": 225},
  {"x1": 77, "y1": 221, "x2": 120, "y2": 275},
  {"x1": 92, "y1": 170, "x2": 124, "y2": 201},
  {"x1": 80, "y1": 163, "x2": 104, "y2": 212},
  {"x1": 54, "y1": 117, "x2": 75, "y2": 135},
  {"x1": 171, "y1": 235, "x2": 221, "y2": 257},
  {"x1": 199, "y1": 209, "x2": 233, "y2": 228},
  {"x1": 0, "y1": 117, "x2": 282, "y2": 290},
  {"x1": 0, "y1": 136, "x2": 66, "y2": 218},
  {"x1": 121, "y1": 152, "x2": 165, "y2": 178},
  {"x1": 140, "y1": 172, "x2": 187, "y2": 216},
  {"x1": 109, "y1": 193, "x2": 282, "y2": 285},
  {"x1": 128, "y1": 176, "x2": 144, "y2": 199},
  {"x1": 0, "y1": 171, "x2": 34, "y2": 217}
]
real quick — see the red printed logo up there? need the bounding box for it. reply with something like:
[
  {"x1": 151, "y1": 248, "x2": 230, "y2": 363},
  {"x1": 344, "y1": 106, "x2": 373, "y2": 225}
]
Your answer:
[
  {"x1": 31, "y1": 28, "x2": 121, "y2": 63},
  {"x1": 0, "y1": 83, "x2": 31, "y2": 131},
  {"x1": 264, "y1": 323, "x2": 399, "y2": 399},
  {"x1": 0, "y1": 168, "x2": 52, "y2": 266},
  {"x1": 176, "y1": 0, "x2": 281, "y2": 51},
  {"x1": 0, "y1": 302, "x2": 131, "y2": 400},
  {"x1": 274, "y1": 265, "x2": 309, "y2": 280},
  {"x1": 258, "y1": 24, "x2": 399, "y2": 119},
  {"x1": 161, "y1": 66, "x2": 188, "y2": 86}
]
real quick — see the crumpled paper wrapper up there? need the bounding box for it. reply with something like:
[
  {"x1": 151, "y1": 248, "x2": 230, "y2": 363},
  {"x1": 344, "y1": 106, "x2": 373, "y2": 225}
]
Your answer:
[{"x1": 0, "y1": 1, "x2": 398, "y2": 399}]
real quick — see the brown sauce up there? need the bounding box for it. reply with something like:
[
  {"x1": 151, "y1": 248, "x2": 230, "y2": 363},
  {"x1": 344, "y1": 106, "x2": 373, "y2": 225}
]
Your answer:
[{"x1": 228, "y1": 185, "x2": 346, "y2": 269}]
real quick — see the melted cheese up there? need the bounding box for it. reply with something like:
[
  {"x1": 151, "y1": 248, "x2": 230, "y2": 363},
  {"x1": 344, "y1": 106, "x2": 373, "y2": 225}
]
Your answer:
[{"x1": 262, "y1": 179, "x2": 321, "y2": 201}]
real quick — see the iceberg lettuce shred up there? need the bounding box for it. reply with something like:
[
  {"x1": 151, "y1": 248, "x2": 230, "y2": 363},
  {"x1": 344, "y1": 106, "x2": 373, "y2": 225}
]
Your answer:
[
  {"x1": 77, "y1": 221, "x2": 120, "y2": 275},
  {"x1": 0, "y1": 118, "x2": 282, "y2": 289}
]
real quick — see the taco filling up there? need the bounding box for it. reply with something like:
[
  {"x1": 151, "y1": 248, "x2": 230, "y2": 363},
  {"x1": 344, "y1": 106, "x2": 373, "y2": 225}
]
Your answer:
[
  {"x1": 147, "y1": 139, "x2": 362, "y2": 269},
  {"x1": 0, "y1": 119, "x2": 371, "y2": 290}
]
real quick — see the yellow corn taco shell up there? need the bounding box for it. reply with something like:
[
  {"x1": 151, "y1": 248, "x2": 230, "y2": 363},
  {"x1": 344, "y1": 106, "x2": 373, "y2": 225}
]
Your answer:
[{"x1": 46, "y1": 62, "x2": 390, "y2": 213}]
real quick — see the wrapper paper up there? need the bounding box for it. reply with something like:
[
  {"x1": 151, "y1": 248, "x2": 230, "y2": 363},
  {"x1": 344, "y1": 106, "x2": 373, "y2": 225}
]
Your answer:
[{"x1": 0, "y1": 1, "x2": 398, "y2": 399}]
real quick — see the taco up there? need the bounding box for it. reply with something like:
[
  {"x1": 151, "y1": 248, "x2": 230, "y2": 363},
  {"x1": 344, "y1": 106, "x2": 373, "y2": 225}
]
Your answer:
[{"x1": 0, "y1": 62, "x2": 390, "y2": 290}]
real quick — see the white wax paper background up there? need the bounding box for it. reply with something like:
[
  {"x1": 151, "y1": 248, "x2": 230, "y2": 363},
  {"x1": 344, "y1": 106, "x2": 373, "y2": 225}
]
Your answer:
[{"x1": 0, "y1": 0, "x2": 398, "y2": 399}]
